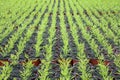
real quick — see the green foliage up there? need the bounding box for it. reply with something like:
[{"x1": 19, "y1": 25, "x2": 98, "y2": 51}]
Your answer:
[
  {"x1": 58, "y1": 58, "x2": 72, "y2": 80},
  {"x1": 78, "y1": 59, "x2": 91, "y2": 80},
  {"x1": 38, "y1": 59, "x2": 51, "y2": 80},
  {"x1": 98, "y1": 61, "x2": 113, "y2": 80},
  {"x1": 114, "y1": 54, "x2": 120, "y2": 73},
  {"x1": 20, "y1": 60, "x2": 33, "y2": 80},
  {"x1": 0, "y1": 62, "x2": 13, "y2": 80},
  {"x1": 10, "y1": 53, "x2": 19, "y2": 66},
  {"x1": 0, "y1": 0, "x2": 119, "y2": 80}
]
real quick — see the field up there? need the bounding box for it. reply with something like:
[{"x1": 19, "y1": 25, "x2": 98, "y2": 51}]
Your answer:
[{"x1": 0, "y1": 0, "x2": 120, "y2": 80}]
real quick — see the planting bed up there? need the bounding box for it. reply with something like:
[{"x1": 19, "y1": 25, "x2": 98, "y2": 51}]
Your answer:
[{"x1": 0, "y1": 0, "x2": 120, "y2": 80}]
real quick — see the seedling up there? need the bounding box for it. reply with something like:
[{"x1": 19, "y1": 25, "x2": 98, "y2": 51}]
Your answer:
[
  {"x1": 58, "y1": 58, "x2": 72, "y2": 80},
  {"x1": 20, "y1": 60, "x2": 33, "y2": 80},
  {"x1": 0, "y1": 62, "x2": 13, "y2": 80}
]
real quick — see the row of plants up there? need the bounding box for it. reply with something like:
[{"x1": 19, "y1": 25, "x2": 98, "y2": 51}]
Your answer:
[
  {"x1": 0, "y1": 9, "x2": 36, "y2": 57},
  {"x1": 0, "y1": 0, "x2": 37, "y2": 44},
  {"x1": 35, "y1": 0, "x2": 54, "y2": 79},
  {"x1": 77, "y1": 0, "x2": 120, "y2": 12},
  {"x1": 0, "y1": 25, "x2": 35, "y2": 80},
  {"x1": 0, "y1": 0, "x2": 48, "y2": 79},
  {"x1": 0, "y1": 0, "x2": 45, "y2": 57},
  {"x1": 12, "y1": 0, "x2": 51, "y2": 79},
  {"x1": 0, "y1": 0, "x2": 32, "y2": 41},
  {"x1": 73, "y1": 0, "x2": 115, "y2": 58},
  {"x1": 81, "y1": 4, "x2": 120, "y2": 69},
  {"x1": 0, "y1": 0, "x2": 18, "y2": 25},
  {"x1": 58, "y1": 0, "x2": 72, "y2": 80},
  {"x1": 34, "y1": 0, "x2": 51, "y2": 57},
  {"x1": 12, "y1": 26, "x2": 35, "y2": 80},
  {"x1": 79, "y1": 0, "x2": 120, "y2": 46},
  {"x1": 71, "y1": 0, "x2": 100, "y2": 58},
  {"x1": 0, "y1": 0, "x2": 120, "y2": 79},
  {"x1": 83, "y1": 6, "x2": 119, "y2": 46},
  {"x1": 67, "y1": 0, "x2": 92, "y2": 79},
  {"x1": 60, "y1": 0, "x2": 70, "y2": 57},
  {"x1": 79, "y1": 1, "x2": 120, "y2": 67},
  {"x1": 69, "y1": 0, "x2": 117, "y2": 80}
]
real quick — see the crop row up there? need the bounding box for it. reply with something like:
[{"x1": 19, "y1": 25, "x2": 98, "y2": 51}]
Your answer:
[{"x1": 0, "y1": 0, "x2": 120, "y2": 80}]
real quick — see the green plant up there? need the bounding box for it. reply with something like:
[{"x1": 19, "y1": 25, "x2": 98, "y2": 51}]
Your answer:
[
  {"x1": 20, "y1": 60, "x2": 33, "y2": 80},
  {"x1": 58, "y1": 58, "x2": 72, "y2": 80},
  {"x1": 10, "y1": 53, "x2": 19, "y2": 66},
  {"x1": 77, "y1": 43, "x2": 92, "y2": 80},
  {"x1": 0, "y1": 62, "x2": 13, "y2": 80},
  {"x1": 78, "y1": 58, "x2": 91, "y2": 80},
  {"x1": 98, "y1": 60, "x2": 113, "y2": 80},
  {"x1": 114, "y1": 54, "x2": 120, "y2": 73},
  {"x1": 13, "y1": 77, "x2": 17, "y2": 80},
  {"x1": 38, "y1": 59, "x2": 51, "y2": 80}
]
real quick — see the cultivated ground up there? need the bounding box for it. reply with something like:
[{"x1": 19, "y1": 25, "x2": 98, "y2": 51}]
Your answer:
[{"x1": 0, "y1": 0, "x2": 120, "y2": 80}]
